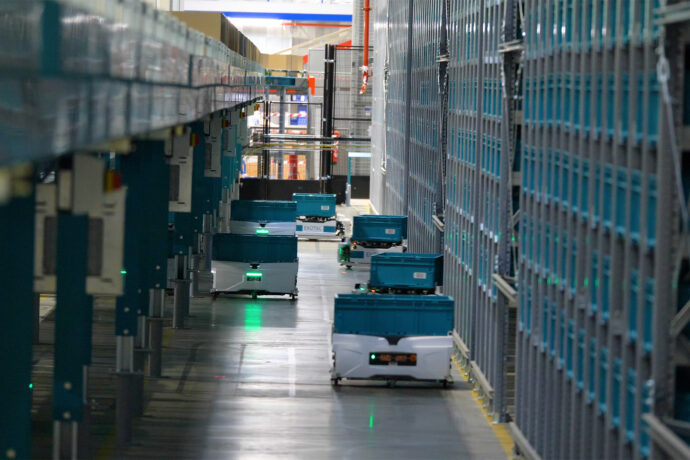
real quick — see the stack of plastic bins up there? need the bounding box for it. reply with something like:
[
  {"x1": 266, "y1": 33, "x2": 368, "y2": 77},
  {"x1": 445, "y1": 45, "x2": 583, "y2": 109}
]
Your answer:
[
  {"x1": 339, "y1": 215, "x2": 408, "y2": 267},
  {"x1": 407, "y1": 0, "x2": 443, "y2": 253},
  {"x1": 331, "y1": 294, "x2": 454, "y2": 384},
  {"x1": 368, "y1": 253, "x2": 443, "y2": 294},
  {"x1": 512, "y1": 0, "x2": 671, "y2": 458},
  {"x1": 211, "y1": 233, "x2": 298, "y2": 299},
  {"x1": 293, "y1": 193, "x2": 340, "y2": 238},
  {"x1": 228, "y1": 200, "x2": 297, "y2": 236}
]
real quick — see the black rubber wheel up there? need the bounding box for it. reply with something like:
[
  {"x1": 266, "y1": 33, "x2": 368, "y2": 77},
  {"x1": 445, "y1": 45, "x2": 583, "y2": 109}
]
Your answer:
[
  {"x1": 331, "y1": 378, "x2": 339, "y2": 386},
  {"x1": 212, "y1": 292, "x2": 219, "y2": 300},
  {"x1": 346, "y1": 265, "x2": 352, "y2": 269},
  {"x1": 251, "y1": 292, "x2": 257, "y2": 299}
]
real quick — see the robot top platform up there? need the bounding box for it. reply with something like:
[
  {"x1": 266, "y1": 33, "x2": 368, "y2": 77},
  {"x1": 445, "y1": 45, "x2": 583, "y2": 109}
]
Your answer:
[
  {"x1": 213, "y1": 233, "x2": 297, "y2": 263},
  {"x1": 230, "y1": 200, "x2": 297, "y2": 223}
]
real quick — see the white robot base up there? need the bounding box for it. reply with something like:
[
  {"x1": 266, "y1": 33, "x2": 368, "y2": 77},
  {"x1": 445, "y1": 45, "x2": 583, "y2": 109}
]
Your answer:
[
  {"x1": 331, "y1": 333, "x2": 453, "y2": 386},
  {"x1": 211, "y1": 260, "x2": 298, "y2": 299}
]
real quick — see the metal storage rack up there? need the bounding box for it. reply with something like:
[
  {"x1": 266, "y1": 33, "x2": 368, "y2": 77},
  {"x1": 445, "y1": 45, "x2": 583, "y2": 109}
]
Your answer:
[
  {"x1": 383, "y1": 0, "x2": 411, "y2": 215},
  {"x1": 407, "y1": 0, "x2": 444, "y2": 254},
  {"x1": 371, "y1": 0, "x2": 690, "y2": 458},
  {"x1": 370, "y1": 0, "x2": 389, "y2": 215}
]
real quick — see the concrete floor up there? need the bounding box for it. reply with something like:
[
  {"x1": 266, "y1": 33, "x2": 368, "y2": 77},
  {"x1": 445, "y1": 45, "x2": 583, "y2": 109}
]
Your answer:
[
  {"x1": 117, "y1": 239, "x2": 507, "y2": 460},
  {"x1": 32, "y1": 201, "x2": 507, "y2": 459}
]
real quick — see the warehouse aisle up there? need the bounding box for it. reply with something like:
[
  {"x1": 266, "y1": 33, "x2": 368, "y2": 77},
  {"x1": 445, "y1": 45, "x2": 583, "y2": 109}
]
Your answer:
[{"x1": 115, "y1": 240, "x2": 506, "y2": 459}]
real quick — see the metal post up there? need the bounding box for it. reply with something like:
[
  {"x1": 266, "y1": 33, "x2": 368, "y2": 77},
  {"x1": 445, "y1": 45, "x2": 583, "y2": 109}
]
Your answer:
[
  {"x1": 148, "y1": 288, "x2": 165, "y2": 377},
  {"x1": 0, "y1": 168, "x2": 35, "y2": 460},
  {"x1": 33, "y1": 292, "x2": 41, "y2": 345},
  {"x1": 346, "y1": 155, "x2": 352, "y2": 206},
  {"x1": 202, "y1": 213, "x2": 212, "y2": 272},
  {"x1": 321, "y1": 44, "x2": 336, "y2": 194},
  {"x1": 53, "y1": 208, "x2": 91, "y2": 460},
  {"x1": 173, "y1": 254, "x2": 189, "y2": 329},
  {"x1": 115, "y1": 336, "x2": 135, "y2": 449},
  {"x1": 278, "y1": 88, "x2": 286, "y2": 179}
]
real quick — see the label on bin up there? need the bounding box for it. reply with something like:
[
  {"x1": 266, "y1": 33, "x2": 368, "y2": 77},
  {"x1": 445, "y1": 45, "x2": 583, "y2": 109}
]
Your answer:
[
  {"x1": 413, "y1": 272, "x2": 427, "y2": 280},
  {"x1": 321, "y1": 205, "x2": 330, "y2": 211},
  {"x1": 385, "y1": 228, "x2": 396, "y2": 235}
]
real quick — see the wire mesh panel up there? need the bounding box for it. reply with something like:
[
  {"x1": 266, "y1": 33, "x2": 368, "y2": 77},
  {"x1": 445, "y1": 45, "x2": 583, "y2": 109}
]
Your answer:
[
  {"x1": 370, "y1": 1, "x2": 690, "y2": 456},
  {"x1": 443, "y1": 0, "x2": 518, "y2": 423},
  {"x1": 514, "y1": 1, "x2": 672, "y2": 458},
  {"x1": 370, "y1": 0, "x2": 389, "y2": 214},
  {"x1": 383, "y1": 0, "x2": 410, "y2": 215},
  {"x1": 407, "y1": 0, "x2": 443, "y2": 253}
]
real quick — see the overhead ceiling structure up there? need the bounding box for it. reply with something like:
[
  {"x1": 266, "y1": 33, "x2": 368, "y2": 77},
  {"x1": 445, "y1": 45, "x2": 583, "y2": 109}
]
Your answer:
[{"x1": 184, "y1": 0, "x2": 353, "y2": 55}]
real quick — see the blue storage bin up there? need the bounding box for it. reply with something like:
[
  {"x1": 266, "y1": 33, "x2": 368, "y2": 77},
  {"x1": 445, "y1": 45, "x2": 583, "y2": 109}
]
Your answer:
[
  {"x1": 626, "y1": 369, "x2": 637, "y2": 442},
  {"x1": 602, "y1": 256, "x2": 611, "y2": 322},
  {"x1": 643, "y1": 278, "x2": 655, "y2": 353},
  {"x1": 370, "y1": 253, "x2": 443, "y2": 290},
  {"x1": 566, "y1": 320, "x2": 575, "y2": 379},
  {"x1": 577, "y1": 329, "x2": 586, "y2": 391},
  {"x1": 230, "y1": 200, "x2": 297, "y2": 222},
  {"x1": 212, "y1": 233, "x2": 297, "y2": 263},
  {"x1": 599, "y1": 347, "x2": 609, "y2": 415},
  {"x1": 292, "y1": 193, "x2": 336, "y2": 218},
  {"x1": 588, "y1": 338, "x2": 597, "y2": 403},
  {"x1": 647, "y1": 175, "x2": 658, "y2": 248},
  {"x1": 333, "y1": 294, "x2": 454, "y2": 337},
  {"x1": 629, "y1": 270, "x2": 640, "y2": 342},
  {"x1": 352, "y1": 215, "x2": 408, "y2": 243},
  {"x1": 613, "y1": 358, "x2": 622, "y2": 427}
]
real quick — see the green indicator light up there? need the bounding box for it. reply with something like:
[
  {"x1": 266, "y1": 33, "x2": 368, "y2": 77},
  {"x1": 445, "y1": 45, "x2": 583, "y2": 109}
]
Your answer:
[
  {"x1": 369, "y1": 414, "x2": 374, "y2": 429},
  {"x1": 120, "y1": 269, "x2": 127, "y2": 275},
  {"x1": 29, "y1": 383, "x2": 33, "y2": 389},
  {"x1": 511, "y1": 236, "x2": 516, "y2": 243},
  {"x1": 256, "y1": 228, "x2": 270, "y2": 235},
  {"x1": 370, "y1": 354, "x2": 375, "y2": 360},
  {"x1": 246, "y1": 272, "x2": 263, "y2": 278},
  {"x1": 584, "y1": 277, "x2": 589, "y2": 287}
]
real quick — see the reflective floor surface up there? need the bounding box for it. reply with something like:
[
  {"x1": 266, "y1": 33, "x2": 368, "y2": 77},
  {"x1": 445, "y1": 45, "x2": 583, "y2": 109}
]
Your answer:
[{"x1": 116, "y1": 240, "x2": 506, "y2": 460}]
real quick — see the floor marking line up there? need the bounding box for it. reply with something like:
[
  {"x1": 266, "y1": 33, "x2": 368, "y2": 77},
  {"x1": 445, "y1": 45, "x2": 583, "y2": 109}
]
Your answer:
[
  {"x1": 288, "y1": 347, "x2": 296, "y2": 397},
  {"x1": 452, "y1": 356, "x2": 514, "y2": 459}
]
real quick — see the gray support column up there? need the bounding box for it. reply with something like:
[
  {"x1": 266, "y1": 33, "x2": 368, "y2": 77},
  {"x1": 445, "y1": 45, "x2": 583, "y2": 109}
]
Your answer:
[
  {"x1": 173, "y1": 254, "x2": 189, "y2": 329},
  {"x1": 148, "y1": 288, "x2": 165, "y2": 377}
]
